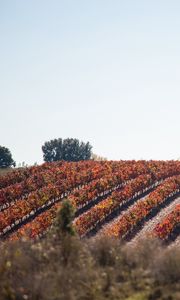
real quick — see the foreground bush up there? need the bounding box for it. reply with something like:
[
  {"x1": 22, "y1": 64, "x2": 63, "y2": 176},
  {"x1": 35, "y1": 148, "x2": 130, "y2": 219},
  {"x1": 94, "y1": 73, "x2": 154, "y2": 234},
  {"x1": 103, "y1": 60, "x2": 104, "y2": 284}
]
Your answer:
[{"x1": 0, "y1": 235, "x2": 179, "y2": 300}]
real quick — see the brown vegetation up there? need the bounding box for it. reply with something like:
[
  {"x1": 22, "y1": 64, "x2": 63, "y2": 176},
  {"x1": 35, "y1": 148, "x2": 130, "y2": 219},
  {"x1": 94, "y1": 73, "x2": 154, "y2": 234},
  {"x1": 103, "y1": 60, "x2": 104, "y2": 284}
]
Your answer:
[
  {"x1": 0, "y1": 168, "x2": 14, "y2": 176},
  {"x1": 0, "y1": 233, "x2": 179, "y2": 300}
]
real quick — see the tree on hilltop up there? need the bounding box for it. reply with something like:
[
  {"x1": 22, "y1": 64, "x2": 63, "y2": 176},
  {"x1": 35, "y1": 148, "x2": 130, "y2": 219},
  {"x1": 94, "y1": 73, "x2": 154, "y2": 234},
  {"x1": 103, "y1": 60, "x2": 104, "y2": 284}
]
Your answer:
[
  {"x1": 0, "y1": 146, "x2": 16, "y2": 168},
  {"x1": 42, "y1": 138, "x2": 92, "y2": 162}
]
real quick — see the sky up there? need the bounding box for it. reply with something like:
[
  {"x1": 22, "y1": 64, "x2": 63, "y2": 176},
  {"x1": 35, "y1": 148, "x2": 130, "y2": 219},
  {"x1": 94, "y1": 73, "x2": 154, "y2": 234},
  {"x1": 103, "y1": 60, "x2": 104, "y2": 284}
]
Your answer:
[{"x1": 0, "y1": 0, "x2": 180, "y2": 165}]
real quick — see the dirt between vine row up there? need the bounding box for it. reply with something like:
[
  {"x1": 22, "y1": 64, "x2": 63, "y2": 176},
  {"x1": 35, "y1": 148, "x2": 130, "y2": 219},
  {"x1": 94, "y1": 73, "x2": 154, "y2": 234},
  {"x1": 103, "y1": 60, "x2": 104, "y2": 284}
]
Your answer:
[
  {"x1": 81, "y1": 185, "x2": 157, "y2": 238},
  {"x1": 128, "y1": 196, "x2": 180, "y2": 246},
  {"x1": 96, "y1": 191, "x2": 180, "y2": 243},
  {"x1": 168, "y1": 233, "x2": 180, "y2": 248}
]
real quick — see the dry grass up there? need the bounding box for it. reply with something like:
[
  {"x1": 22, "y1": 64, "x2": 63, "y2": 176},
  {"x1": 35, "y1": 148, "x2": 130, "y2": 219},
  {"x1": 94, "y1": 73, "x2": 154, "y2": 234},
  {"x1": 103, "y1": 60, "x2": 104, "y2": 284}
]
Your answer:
[
  {"x1": 0, "y1": 234, "x2": 179, "y2": 300},
  {"x1": 0, "y1": 168, "x2": 14, "y2": 176}
]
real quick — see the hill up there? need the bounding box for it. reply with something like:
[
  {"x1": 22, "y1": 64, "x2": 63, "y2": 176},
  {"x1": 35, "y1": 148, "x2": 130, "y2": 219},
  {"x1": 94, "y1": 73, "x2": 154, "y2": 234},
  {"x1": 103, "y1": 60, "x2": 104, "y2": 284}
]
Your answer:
[{"x1": 0, "y1": 160, "x2": 179, "y2": 244}]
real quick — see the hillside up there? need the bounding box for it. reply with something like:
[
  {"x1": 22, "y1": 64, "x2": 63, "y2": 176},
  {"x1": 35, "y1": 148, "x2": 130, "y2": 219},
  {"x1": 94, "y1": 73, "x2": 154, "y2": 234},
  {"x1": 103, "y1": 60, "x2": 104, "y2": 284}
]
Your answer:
[{"x1": 0, "y1": 160, "x2": 179, "y2": 244}]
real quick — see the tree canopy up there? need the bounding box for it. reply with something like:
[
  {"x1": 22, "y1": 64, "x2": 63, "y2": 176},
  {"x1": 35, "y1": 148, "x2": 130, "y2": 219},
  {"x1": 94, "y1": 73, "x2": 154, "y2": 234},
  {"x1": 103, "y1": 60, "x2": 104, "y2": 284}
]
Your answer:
[
  {"x1": 42, "y1": 138, "x2": 92, "y2": 162},
  {"x1": 0, "y1": 146, "x2": 16, "y2": 168}
]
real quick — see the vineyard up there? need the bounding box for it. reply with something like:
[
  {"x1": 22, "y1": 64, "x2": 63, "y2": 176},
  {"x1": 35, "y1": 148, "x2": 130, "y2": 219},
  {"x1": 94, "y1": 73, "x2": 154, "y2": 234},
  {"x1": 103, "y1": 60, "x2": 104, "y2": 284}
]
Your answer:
[{"x1": 0, "y1": 160, "x2": 180, "y2": 244}]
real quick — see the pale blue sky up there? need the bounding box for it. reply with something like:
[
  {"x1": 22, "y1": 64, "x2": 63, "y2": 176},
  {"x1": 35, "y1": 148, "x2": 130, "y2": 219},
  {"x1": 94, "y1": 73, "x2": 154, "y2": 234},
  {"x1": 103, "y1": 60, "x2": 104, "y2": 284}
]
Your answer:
[{"x1": 0, "y1": 0, "x2": 180, "y2": 165}]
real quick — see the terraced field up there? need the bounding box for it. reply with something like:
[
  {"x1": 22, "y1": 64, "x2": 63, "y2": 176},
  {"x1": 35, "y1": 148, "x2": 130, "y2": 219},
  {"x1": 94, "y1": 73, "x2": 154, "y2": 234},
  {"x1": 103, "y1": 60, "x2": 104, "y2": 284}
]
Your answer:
[{"x1": 0, "y1": 160, "x2": 179, "y2": 244}]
